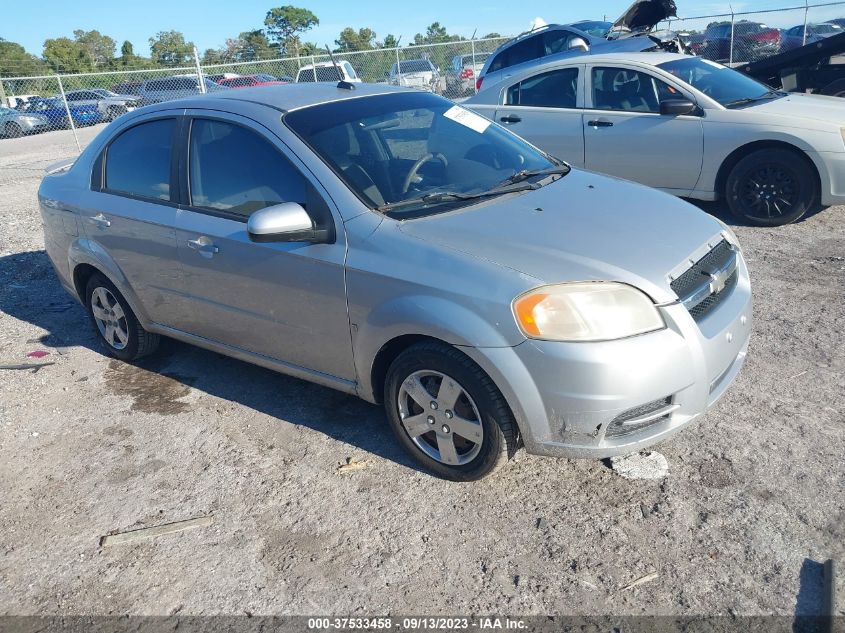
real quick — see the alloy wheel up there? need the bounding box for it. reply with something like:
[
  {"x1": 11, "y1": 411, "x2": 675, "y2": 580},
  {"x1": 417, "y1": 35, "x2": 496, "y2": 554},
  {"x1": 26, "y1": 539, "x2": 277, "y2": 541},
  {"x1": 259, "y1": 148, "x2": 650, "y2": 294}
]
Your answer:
[
  {"x1": 90, "y1": 286, "x2": 129, "y2": 350},
  {"x1": 397, "y1": 370, "x2": 484, "y2": 466},
  {"x1": 739, "y1": 163, "x2": 798, "y2": 220}
]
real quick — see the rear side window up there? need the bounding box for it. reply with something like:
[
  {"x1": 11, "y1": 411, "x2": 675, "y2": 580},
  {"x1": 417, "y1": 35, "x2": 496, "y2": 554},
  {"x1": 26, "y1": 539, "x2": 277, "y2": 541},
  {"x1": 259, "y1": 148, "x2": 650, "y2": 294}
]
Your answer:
[
  {"x1": 507, "y1": 68, "x2": 579, "y2": 108},
  {"x1": 188, "y1": 119, "x2": 306, "y2": 217},
  {"x1": 489, "y1": 36, "x2": 541, "y2": 73},
  {"x1": 104, "y1": 118, "x2": 175, "y2": 201}
]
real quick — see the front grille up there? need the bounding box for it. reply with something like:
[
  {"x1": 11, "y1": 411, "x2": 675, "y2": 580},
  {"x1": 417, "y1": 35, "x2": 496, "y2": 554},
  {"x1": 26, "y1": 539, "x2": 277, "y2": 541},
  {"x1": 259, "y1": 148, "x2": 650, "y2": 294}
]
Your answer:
[
  {"x1": 606, "y1": 397, "x2": 673, "y2": 439},
  {"x1": 671, "y1": 240, "x2": 738, "y2": 322}
]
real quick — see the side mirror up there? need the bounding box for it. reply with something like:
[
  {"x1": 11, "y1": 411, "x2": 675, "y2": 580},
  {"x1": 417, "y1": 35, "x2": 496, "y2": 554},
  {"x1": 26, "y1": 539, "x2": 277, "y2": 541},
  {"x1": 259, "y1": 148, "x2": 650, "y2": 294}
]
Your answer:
[
  {"x1": 569, "y1": 37, "x2": 590, "y2": 52},
  {"x1": 660, "y1": 98, "x2": 698, "y2": 116},
  {"x1": 247, "y1": 202, "x2": 331, "y2": 243}
]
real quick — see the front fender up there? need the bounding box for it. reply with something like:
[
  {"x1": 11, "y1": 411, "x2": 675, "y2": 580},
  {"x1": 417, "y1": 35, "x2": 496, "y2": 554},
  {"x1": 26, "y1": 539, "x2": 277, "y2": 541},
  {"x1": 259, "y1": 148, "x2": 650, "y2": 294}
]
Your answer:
[
  {"x1": 67, "y1": 237, "x2": 152, "y2": 327},
  {"x1": 353, "y1": 294, "x2": 525, "y2": 403}
]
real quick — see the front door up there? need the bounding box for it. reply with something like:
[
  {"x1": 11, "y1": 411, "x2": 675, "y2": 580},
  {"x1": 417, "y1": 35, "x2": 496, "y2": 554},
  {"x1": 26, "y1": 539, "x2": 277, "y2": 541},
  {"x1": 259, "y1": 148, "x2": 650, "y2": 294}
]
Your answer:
[
  {"x1": 582, "y1": 65, "x2": 704, "y2": 195},
  {"x1": 174, "y1": 113, "x2": 355, "y2": 381}
]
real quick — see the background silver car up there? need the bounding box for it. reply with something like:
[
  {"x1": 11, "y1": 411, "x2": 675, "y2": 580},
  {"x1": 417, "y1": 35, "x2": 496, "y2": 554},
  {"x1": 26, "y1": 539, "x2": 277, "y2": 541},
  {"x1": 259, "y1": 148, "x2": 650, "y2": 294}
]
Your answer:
[
  {"x1": 0, "y1": 106, "x2": 49, "y2": 137},
  {"x1": 38, "y1": 84, "x2": 751, "y2": 480},
  {"x1": 63, "y1": 89, "x2": 139, "y2": 121}
]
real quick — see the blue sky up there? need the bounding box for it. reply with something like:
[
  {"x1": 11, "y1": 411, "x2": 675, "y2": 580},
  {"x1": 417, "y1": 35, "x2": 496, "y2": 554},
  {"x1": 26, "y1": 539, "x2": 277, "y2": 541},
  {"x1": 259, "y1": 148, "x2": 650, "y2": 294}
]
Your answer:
[{"x1": 3, "y1": 0, "x2": 839, "y2": 58}]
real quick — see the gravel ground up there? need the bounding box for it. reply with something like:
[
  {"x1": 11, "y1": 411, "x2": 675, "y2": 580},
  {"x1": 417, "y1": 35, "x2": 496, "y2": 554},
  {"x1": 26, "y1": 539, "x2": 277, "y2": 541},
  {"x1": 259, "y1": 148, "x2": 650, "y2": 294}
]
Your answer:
[{"x1": 0, "y1": 127, "x2": 843, "y2": 618}]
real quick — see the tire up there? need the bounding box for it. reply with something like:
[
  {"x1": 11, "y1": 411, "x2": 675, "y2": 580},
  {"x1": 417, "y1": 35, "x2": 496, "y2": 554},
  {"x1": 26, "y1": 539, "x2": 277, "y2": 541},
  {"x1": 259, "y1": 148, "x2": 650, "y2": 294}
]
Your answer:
[
  {"x1": 4, "y1": 122, "x2": 22, "y2": 138},
  {"x1": 725, "y1": 148, "x2": 817, "y2": 226},
  {"x1": 84, "y1": 272, "x2": 160, "y2": 361},
  {"x1": 384, "y1": 341, "x2": 518, "y2": 481}
]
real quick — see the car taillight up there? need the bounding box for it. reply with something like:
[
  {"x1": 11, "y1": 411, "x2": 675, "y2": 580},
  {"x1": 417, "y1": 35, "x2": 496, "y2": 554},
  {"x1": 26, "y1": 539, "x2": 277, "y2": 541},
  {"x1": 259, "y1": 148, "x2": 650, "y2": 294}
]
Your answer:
[
  {"x1": 476, "y1": 76, "x2": 483, "y2": 91},
  {"x1": 460, "y1": 68, "x2": 474, "y2": 80},
  {"x1": 750, "y1": 30, "x2": 780, "y2": 43}
]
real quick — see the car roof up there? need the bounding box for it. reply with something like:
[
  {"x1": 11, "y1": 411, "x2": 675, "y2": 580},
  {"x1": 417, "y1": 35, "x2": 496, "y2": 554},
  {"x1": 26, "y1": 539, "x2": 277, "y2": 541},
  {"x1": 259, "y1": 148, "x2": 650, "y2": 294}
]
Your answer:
[{"x1": 140, "y1": 82, "x2": 411, "y2": 114}]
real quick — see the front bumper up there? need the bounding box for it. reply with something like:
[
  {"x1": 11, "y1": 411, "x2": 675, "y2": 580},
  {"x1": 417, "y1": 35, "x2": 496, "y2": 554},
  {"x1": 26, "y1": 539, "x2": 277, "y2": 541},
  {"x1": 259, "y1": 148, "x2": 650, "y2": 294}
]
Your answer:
[{"x1": 463, "y1": 253, "x2": 752, "y2": 459}]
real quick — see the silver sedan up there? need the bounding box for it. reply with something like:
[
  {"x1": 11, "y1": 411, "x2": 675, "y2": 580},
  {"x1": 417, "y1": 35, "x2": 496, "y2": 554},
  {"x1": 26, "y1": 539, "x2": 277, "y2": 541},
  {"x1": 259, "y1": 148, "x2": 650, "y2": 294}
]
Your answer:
[{"x1": 38, "y1": 83, "x2": 751, "y2": 480}]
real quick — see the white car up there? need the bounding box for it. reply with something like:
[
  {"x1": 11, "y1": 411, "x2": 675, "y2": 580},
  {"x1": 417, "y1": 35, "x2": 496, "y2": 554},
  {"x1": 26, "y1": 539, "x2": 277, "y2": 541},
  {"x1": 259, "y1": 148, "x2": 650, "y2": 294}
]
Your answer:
[
  {"x1": 465, "y1": 52, "x2": 845, "y2": 225},
  {"x1": 389, "y1": 59, "x2": 441, "y2": 93},
  {"x1": 296, "y1": 61, "x2": 361, "y2": 84}
]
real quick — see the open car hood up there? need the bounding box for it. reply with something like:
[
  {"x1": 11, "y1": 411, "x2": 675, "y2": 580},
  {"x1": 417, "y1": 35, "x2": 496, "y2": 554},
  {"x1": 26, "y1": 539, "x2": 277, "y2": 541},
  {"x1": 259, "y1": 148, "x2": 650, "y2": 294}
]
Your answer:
[{"x1": 612, "y1": 0, "x2": 677, "y2": 32}]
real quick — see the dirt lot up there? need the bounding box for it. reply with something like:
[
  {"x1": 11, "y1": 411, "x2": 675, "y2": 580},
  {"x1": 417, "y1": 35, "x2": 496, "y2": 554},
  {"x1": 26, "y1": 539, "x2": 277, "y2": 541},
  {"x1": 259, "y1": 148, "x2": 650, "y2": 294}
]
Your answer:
[{"x1": 0, "y1": 127, "x2": 843, "y2": 618}]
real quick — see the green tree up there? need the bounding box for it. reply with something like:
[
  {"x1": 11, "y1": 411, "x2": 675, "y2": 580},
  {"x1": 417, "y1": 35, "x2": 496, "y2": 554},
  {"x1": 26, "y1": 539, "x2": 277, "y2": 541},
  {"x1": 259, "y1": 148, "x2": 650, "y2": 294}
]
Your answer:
[
  {"x1": 120, "y1": 40, "x2": 134, "y2": 58},
  {"x1": 413, "y1": 22, "x2": 463, "y2": 45},
  {"x1": 149, "y1": 30, "x2": 194, "y2": 66},
  {"x1": 264, "y1": 6, "x2": 319, "y2": 55},
  {"x1": 335, "y1": 27, "x2": 376, "y2": 52},
  {"x1": 378, "y1": 34, "x2": 400, "y2": 49},
  {"x1": 73, "y1": 29, "x2": 116, "y2": 67},
  {"x1": 232, "y1": 30, "x2": 277, "y2": 61},
  {"x1": 43, "y1": 37, "x2": 92, "y2": 73},
  {"x1": 481, "y1": 32, "x2": 502, "y2": 39},
  {"x1": 0, "y1": 39, "x2": 47, "y2": 77},
  {"x1": 299, "y1": 41, "x2": 321, "y2": 56},
  {"x1": 202, "y1": 48, "x2": 223, "y2": 64}
]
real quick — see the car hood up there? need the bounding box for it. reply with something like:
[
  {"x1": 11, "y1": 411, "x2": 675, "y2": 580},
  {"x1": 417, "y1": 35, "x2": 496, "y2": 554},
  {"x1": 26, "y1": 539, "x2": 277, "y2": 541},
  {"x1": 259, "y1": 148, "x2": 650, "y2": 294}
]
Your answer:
[
  {"x1": 397, "y1": 169, "x2": 724, "y2": 303},
  {"x1": 612, "y1": 0, "x2": 678, "y2": 31},
  {"x1": 746, "y1": 93, "x2": 845, "y2": 125}
]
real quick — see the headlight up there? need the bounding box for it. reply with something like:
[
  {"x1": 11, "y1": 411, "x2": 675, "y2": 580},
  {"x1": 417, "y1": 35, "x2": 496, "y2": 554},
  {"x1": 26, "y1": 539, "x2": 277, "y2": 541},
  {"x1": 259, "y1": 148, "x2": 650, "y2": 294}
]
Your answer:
[{"x1": 513, "y1": 282, "x2": 665, "y2": 342}]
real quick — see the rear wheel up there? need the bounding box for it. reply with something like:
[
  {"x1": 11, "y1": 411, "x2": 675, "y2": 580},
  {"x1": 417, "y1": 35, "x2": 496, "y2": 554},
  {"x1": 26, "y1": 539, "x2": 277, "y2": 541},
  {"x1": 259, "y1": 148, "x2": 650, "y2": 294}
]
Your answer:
[
  {"x1": 85, "y1": 273, "x2": 160, "y2": 361},
  {"x1": 725, "y1": 148, "x2": 817, "y2": 226},
  {"x1": 4, "y1": 122, "x2": 22, "y2": 138},
  {"x1": 384, "y1": 341, "x2": 518, "y2": 481}
]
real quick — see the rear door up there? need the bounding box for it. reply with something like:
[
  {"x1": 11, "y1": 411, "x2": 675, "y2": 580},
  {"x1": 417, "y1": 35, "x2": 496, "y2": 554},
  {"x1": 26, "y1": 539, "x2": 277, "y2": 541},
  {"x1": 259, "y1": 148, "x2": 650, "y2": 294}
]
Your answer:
[
  {"x1": 493, "y1": 65, "x2": 586, "y2": 166},
  {"x1": 173, "y1": 111, "x2": 354, "y2": 380},
  {"x1": 85, "y1": 113, "x2": 188, "y2": 327},
  {"x1": 582, "y1": 64, "x2": 704, "y2": 195}
]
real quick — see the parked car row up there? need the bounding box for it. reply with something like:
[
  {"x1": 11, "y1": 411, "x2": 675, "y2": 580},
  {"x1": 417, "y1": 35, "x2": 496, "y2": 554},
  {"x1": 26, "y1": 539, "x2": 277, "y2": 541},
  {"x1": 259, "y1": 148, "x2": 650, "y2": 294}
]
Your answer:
[{"x1": 687, "y1": 20, "x2": 845, "y2": 63}]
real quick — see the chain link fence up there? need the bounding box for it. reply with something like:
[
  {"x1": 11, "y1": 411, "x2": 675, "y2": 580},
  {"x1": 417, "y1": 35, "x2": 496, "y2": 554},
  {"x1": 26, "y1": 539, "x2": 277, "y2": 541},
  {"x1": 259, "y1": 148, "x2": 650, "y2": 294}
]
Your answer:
[
  {"x1": 3, "y1": 2, "x2": 845, "y2": 158},
  {"x1": 0, "y1": 37, "x2": 508, "y2": 159},
  {"x1": 663, "y1": 1, "x2": 845, "y2": 65}
]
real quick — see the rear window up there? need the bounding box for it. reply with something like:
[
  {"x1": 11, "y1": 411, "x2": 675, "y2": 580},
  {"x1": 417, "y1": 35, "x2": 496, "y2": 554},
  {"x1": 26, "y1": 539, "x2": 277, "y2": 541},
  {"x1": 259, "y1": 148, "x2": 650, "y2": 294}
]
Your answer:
[
  {"x1": 105, "y1": 119, "x2": 175, "y2": 201},
  {"x1": 396, "y1": 60, "x2": 434, "y2": 73},
  {"x1": 298, "y1": 66, "x2": 344, "y2": 82}
]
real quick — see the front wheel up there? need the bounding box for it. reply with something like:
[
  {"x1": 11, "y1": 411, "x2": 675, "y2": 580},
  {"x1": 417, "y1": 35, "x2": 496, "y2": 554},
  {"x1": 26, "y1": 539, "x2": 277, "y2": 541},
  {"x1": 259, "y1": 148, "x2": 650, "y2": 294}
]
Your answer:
[
  {"x1": 384, "y1": 341, "x2": 518, "y2": 481},
  {"x1": 725, "y1": 148, "x2": 818, "y2": 226},
  {"x1": 4, "y1": 122, "x2": 22, "y2": 138}
]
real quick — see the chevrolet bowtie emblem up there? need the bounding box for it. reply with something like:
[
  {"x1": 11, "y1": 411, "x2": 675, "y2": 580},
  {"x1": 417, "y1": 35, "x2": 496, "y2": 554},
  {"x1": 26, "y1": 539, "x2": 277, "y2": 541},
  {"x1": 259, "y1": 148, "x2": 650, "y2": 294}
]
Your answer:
[{"x1": 708, "y1": 268, "x2": 730, "y2": 295}]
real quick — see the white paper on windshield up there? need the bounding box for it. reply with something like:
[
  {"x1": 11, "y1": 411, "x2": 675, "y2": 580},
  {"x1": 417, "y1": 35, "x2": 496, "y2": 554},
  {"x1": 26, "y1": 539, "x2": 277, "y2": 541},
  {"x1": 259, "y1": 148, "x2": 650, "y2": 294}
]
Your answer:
[{"x1": 443, "y1": 105, "x2": 491, "y2": 134}]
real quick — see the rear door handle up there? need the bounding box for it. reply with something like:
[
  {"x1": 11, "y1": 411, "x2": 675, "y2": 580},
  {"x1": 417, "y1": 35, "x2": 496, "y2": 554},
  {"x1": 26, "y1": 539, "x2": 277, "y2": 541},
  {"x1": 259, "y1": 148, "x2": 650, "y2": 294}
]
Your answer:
[
  {"x1": 187, "y1": 237, "x2": 219, "y2": 258},
  {"x1": 87, "y1": 213, "x2": 111, "y2": 228},
  {"x1": 587, "y1": 119, "x2": 614, "y2": 128},
  {"x1": 499, "y1": 115, "x2": 522, "y2": 124}
]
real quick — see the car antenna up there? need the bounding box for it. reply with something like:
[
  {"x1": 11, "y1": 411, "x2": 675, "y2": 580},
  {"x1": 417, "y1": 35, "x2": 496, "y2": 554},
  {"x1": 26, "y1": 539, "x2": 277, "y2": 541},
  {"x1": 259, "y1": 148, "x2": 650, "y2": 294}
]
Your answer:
[{"x1": 325, "y1": 45, "x2": 356, "y2": 90}]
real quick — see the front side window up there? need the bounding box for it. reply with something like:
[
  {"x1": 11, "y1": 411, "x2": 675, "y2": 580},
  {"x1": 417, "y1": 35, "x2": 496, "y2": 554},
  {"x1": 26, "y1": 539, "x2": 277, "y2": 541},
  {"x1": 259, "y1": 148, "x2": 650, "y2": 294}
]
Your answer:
[
  {"x1": 188, "y1": 119, "x2": 305, "y2": 217},
  {"x1": 591, "y1": 67, "x2": 678, "y2": 113},
  {"x1": 105, "y1": 118, "x2": 175, "y2": 201},
  {"x1": 507, "y1": 68, "x2": 579, "y2": 108},
  {"x1": 285, "y1": 92, "x2": 561, "y2": 218}
]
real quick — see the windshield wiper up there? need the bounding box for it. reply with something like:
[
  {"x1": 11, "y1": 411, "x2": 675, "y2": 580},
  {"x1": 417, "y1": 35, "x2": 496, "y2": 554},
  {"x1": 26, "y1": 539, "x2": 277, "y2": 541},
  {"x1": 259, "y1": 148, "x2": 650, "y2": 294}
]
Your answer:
[
  {"x1": 377, "y1": 182, "x2": 541, "y2": 213},
  {"x1": 724, "y1": 90, "x2": 784, "y2": 108},
  {"x1": 497, "y1": 164, "x2": 571, "y2": 186}
]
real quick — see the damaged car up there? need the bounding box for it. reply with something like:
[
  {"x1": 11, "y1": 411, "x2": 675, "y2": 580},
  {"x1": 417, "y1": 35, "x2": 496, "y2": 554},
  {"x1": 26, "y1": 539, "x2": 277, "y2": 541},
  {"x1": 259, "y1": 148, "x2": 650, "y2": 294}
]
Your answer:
[{"x1": 475, "y1": 0, "x2": 687, "y2": 92}]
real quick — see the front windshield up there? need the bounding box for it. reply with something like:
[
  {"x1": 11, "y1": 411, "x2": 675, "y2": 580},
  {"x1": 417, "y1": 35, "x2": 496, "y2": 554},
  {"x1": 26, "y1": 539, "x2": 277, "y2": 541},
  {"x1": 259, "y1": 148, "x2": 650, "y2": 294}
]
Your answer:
[
  {"x1": 285, "y1": 92, "x2": 559, "y2": 218},
  {"x1": 22, "y1": 100, "x2": 58, "y2": 112},
  {"x1": 94, "y1": 89, "x2": 117, "y2": 96},
  {"x1": 658, "y1": 57, "x2": 779, "y2": 107}
]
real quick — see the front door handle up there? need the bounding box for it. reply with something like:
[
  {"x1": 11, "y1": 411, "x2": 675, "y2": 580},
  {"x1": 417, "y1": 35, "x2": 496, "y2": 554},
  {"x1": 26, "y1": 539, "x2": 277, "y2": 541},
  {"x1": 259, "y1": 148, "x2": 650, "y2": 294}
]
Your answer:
[
  {"x1": 187, "y1": 237, "x2": 219, "y2": 258},
  {"x1": 87, "y1": 213, "x2": 111, "y2": 228},
  {"x1": 500, "y1": 115, "x2": 522, "y2": 124},
  {"x1": 587, "y1": 119, "x2": 614, "y2": 128}
]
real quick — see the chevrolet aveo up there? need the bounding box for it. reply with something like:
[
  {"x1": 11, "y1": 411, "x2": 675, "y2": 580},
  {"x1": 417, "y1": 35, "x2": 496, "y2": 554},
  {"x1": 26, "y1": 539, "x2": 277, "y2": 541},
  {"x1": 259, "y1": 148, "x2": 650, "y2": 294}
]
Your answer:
[{"x1": 39, "y1": 83, "x2": 752, "y2": 480}]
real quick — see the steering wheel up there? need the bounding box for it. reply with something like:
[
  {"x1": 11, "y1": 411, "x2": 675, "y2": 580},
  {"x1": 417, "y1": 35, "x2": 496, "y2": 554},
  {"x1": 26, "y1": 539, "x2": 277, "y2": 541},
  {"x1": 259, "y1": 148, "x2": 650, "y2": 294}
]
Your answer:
[{"x1": 401, "y1": 153, "x2": 448, "y2": 195}]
